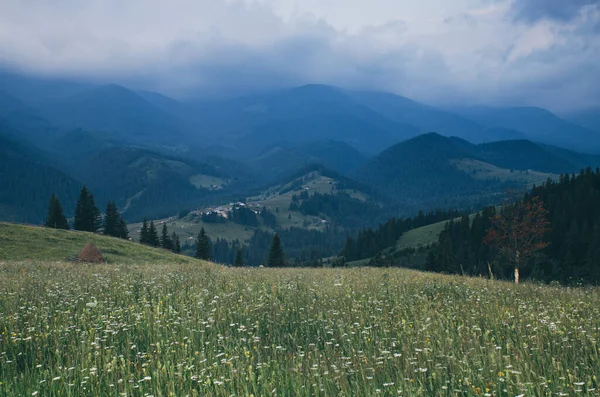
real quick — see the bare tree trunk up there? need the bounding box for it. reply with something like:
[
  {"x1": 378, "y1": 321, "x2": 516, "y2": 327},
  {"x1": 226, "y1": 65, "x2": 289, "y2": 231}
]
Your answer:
[{"x1": 514, "y1": 250, "x2": 520, "y2": 284}]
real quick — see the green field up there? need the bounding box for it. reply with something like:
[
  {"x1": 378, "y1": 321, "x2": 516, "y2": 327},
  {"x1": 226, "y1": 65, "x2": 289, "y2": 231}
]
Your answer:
[
  {"x1": 0, "y1": 223, "x2": 200, "y2": 265},
  {"x1": 452, "y1": 159, "x2": 557, "y2": 187},
  {"x1": 1, "y1": 261, "x2": 599, "y2": 396}
]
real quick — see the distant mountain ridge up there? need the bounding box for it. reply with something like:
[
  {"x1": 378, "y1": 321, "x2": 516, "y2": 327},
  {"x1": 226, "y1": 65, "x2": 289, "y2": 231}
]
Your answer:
[{"x1": 351, "y1": 133, "x2": 600, "y2": 215}]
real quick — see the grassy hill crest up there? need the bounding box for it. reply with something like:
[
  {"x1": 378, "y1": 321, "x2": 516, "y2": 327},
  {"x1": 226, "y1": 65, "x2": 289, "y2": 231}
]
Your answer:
[{"x1": 0, "y1": 222, "x2": 201, "y2": 265}]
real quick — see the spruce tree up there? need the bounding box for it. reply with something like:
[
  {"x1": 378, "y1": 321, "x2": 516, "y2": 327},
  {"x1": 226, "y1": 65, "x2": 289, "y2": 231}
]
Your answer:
[
  {"x1": 73, "y1": 186, "x2": 102, "y2": 232},
  {"x1": 74, "y1": 186, "x2": 91, "y2": 231},
  {"x1": 148, "y1": 221, "x2": 160, "y2": 247},
  {"x1": 140, "y1": 219, "x2": 149, "y2": 244},
  {"x1": 267, "y1": 234, "x2": 286, "y2": 267},
  {"x1": 118, "y1": 219, "x2": 130, "y2": 240},
  {"x1": 44, "y1": 193, "x2": 69, "y2": 230},
  {"x1": 235, "y1": 248, "x2": 244, "y2": 267},
  {"x1": 171, "y1": 232, "x2": 181, "y2": 254},
  {"x1": 195, "y1": 228, "x2": 211, "y2": 260},
  {"x1": 103, "y1": 201, "x2": 119, "y2": 237},
  {"x1": 160, "y1": 223, "x2": 172, "y2": 250},
  {"x1": 88, "y1": 194, "x2": 102, "y2": 233}
]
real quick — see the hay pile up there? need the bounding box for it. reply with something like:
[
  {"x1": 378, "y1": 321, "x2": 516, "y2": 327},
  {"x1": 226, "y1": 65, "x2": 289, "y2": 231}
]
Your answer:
[{"x1": 77, "y1": 243, "x2": 104, "y2": 263}]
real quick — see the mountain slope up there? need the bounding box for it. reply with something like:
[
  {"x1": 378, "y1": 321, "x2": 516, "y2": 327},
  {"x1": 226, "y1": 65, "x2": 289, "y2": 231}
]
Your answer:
[
  {"x1": 38, "y1": 84, "x2": 184, "y2": 145},
  {"x1": 565, "y1": 107, "x2": 600, "y2": 133},
  {"x1": 0, "y1": 131, "x2": 82, "y2": 223},
  {"x1": 0, "y1": 90, "x2": 58, "y2": 145},
  {"x1": 350, "y1": 133, "x2": 504, "y2": 212},
  {"x1": 349, "y1": 91, "x2": 485, "y2": 142},
  {"x1": 450, "y1": 106, "x2": 600, "y2": 153},
  {"x1": 187, "y1": 84, "x2": 420, "y2": 154},
  {"x1": 79, "y1": 147, "x2": 230, "y2": 220},
  {"x1": 250, "y1": 140, "x2": 367, "y2": 180},
  {"x1": 475, "y1": 140, "x2": 581, "y2": 174}
]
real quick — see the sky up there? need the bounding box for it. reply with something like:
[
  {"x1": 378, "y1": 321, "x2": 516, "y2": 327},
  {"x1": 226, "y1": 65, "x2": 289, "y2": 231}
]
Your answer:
[{"x1": 0, "y1": 0, "x2": 598, "y2": 112}]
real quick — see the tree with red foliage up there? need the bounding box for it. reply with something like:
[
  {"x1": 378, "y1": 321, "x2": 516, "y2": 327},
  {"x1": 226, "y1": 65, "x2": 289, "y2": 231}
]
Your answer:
[{"x1": 484, "y1": 197, "x2": 550, "y2": 284}]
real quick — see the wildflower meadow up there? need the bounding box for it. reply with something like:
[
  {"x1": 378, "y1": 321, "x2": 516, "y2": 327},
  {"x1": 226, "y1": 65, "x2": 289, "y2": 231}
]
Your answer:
[{"x1": 1, "y1": 262, "x2": 599, "y2": 396}]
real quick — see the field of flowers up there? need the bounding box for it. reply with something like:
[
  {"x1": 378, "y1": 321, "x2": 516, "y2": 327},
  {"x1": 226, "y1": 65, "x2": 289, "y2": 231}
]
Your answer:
[{"x1": 1, "y1": 262, "x2": 599, "y2": 396}]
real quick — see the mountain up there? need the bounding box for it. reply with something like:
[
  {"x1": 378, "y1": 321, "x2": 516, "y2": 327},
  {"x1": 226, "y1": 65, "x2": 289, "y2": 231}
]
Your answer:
[
  {"x1": 475, "y1": 140, "x2": 581, "y2": 174},
  {"x1": 0, "y1": 70, "x2": 91, "y2": 103},
  {"x1": 0, "y1": 130, "x2": 82, "y2": 223},
  {"x1": 186, "y1": 84, "x2": 420, "y2": 155},
  {"x1": 37, "y1": 84, "x2": 185, "y2": 146},
  {"x1": 77, "y1": 146, "x2": 233, "y2": 220},
  {"x1": 249, "y1": 140, "x2": 367, "y2": 180},
  {"x1": 348, "y1": 91, "x2": 484, "y2": 142},
  {"x1": 564, "y1": 108, "x2": 600, "y2": 134},
  {"x1": 448, "y1": 106, "x2": 600, "y2": 153},
  {"x1": 350, "y1": 133, "x2": 600, "y2": 215},
  {"x1": 0, "y1": 90, "x2": 58, "y2": 146},
  {"x1": 350, "y1": 133, "x2": 500, "y2": 212}
]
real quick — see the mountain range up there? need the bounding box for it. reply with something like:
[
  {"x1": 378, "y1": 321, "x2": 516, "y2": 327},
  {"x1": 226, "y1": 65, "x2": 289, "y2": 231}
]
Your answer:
[{"x1": 2, "y1": 70, "x2": 600, "y2": 224}]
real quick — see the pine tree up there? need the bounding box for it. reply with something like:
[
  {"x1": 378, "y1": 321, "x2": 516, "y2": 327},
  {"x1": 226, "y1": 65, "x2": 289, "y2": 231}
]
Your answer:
[
  {"x1": 235, "y1": 248, "x2": 244, "y2": 267},
  {"x1": 171, "y1": 232, "x2": 181, "y2": 254},
  {"x1": 118, "y1": 219, "x2": 130, "y2": 240},
  {"x1": 148, "y1": 221, "x2": 160, "y2": 247},
  {"x1": 160, "y1": 223, "x2": 172, "y2": 250},
  {"x1": 140, "y1": 219, "x2": 149, "y2": 244},
  {"x1": 73, "y1": 186, "x2": 101, "y2": 232},
  {"x1": 74, "y1": 186, "x2": 91, "y2": 231},
  {"x1": 88, "y1": 194, "x2": 102, "y2": 233},
  {"x1": 44, "y1": 193, "x2": 69, "y2": 230},
  {"x1": 267, "y1": 234, "x2": 286, "y2": 267},
  {"x1": 103, "y1": 201, "x2": 120, "y2": 237},
  {"x1": 195, "y1": 228, "x2": 211, "y2": 260}
]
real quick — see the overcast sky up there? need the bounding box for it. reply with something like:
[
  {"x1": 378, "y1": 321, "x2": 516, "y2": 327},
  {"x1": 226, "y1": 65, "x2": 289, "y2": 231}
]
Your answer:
[{"x1": 0, "y1": 0, "x2": 598, "y2": 111}]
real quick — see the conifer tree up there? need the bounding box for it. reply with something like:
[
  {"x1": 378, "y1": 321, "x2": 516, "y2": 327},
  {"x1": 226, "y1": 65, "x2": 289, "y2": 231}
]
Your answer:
[
  {"x1": 44, "y1": 193, "x2": 69, "y2": 230},
  {"x1": 118, "y1": 219, "x2": 130, "y2": 240},
  {"x1": 140, "y1": 219, "x2": 149, "y2": 244},
  {"x1": 103, "y1": 201, "x2": 120, "y2": 237},
  {"x1": 171, "y1": 232, "x2": 181, "y2": 254},
  {"x1": 195, "y1": 228, "x2": 212, "y2": 260},
  {"x1": 74, "y1": 186, "x2": 102, "y2": 232},
  {"x1": 74, "y1": 186, "x2": 91, "y2": 231},
  {"x1": 235, "y1": 248, "x2": 244, "y2": 267},
  {"x1": 267, "y1": 234, "x2": 286, "y2": 267},
  {"x1": 148, "y1": 221, "x2": 160, "y2": 247},
  {"x1": 88, "y1": 194, "x2": 102, "y2": 233},
  {"x1": 160, "y1": 223, "x2": 172, "y2": 250}
]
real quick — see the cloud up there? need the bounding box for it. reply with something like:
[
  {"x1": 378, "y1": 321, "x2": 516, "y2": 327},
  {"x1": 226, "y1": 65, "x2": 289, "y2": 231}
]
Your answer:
[
  {"x1": 0, "y1": 0, "x2": 598, "y2": 111},
  {"x1": 511, "y1": 0, "x2": 599, "y2": 23}
]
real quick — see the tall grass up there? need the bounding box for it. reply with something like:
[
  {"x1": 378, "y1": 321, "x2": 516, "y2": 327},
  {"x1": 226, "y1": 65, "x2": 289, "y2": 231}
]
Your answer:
[{"x1": 1, "y1": 262, "x2": 599, "y2": 396}]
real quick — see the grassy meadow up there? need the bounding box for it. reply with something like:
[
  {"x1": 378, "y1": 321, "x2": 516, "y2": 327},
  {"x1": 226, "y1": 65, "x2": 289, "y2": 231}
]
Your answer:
[
  {"x1": 1, "y1": 261, "x2": 599, "y2": 396},
  {"x1": 0, "y1": 223, "x2": 200, "y2": 265}
]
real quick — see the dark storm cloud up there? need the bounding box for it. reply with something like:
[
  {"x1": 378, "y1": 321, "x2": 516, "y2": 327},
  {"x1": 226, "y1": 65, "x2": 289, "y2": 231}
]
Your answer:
[{"x1": 0, "y1": 0, "x2": 598, "y2": 111}]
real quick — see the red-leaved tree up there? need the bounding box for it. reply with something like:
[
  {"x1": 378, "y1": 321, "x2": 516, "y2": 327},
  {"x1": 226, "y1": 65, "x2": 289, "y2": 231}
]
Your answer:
[{"x1": 484, "y1": 197, "x2": 550, "y2": 284}]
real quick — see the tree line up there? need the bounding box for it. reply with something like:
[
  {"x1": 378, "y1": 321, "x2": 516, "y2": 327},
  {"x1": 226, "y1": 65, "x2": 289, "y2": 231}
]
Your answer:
[
  {"x1": 425, "y1": 168, "x2": 600, "y2": 284},
  {"x1": 191, "y1": 227, "x2": 286, "y2": 267},
  {"x1": 341, "y1": 208, "x2": 463, "y2": 262},
  {"x1": 44, "y1": 186, "x2": 129, "y2": 239}
]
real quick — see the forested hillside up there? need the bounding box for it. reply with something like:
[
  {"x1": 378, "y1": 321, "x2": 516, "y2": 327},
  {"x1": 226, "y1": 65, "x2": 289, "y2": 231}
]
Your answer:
[
  {"x1": 425, "y1": 168, "x2": 600, "y2": 284},
  {"x1": 0, "y1": 132, "x2": 81, "y2": 223}
]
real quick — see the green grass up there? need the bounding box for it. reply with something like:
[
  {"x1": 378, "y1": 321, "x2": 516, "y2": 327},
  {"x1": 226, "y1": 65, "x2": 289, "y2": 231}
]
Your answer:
[
  {"x1": 1, "y1": 263, "x2": 599, "y2": 396},
  {"x1": 396, "y1": 221, "x2": 448, "y2": 251},
  {"x1": 0, "y1": 223, "x2": 201, "y2": 265},
  {"x1": 453, "y1": 159, "x2": 557, "y2": 187}
]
